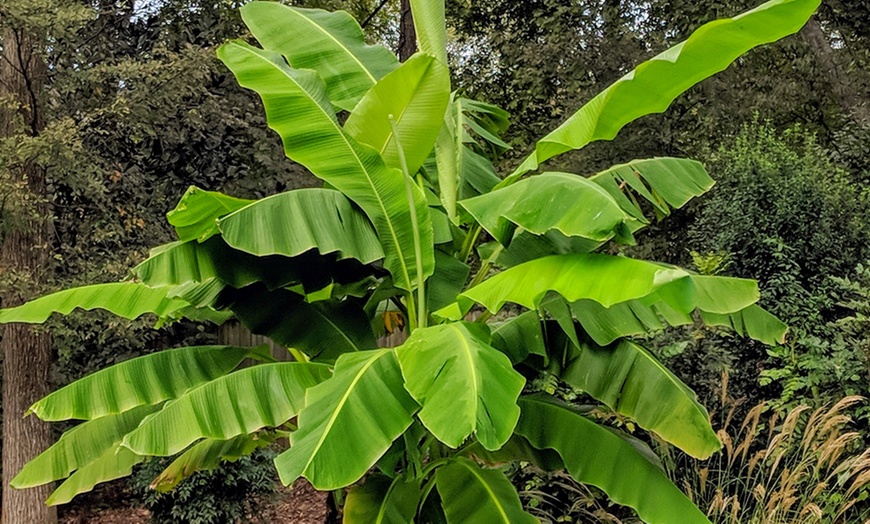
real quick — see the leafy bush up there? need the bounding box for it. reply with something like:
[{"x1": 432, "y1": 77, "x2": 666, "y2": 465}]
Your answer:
[{"x1": 132, "y1": 448, "x2": 277, "y2": 524}]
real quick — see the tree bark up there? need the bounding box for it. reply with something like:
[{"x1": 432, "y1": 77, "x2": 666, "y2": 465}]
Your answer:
[
  {"x1": 801, "y1": 16, "x2": 870, "y2": 123},
  {"x1": 0, "y1": 27, "x2": 56, "y2": 524},
  {"x1": 398, "y1": 0, "x2": 417, "y2": 62}
]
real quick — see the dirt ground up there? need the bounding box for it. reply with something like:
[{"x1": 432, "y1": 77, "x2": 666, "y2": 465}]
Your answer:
[{"x1": 58, "y1": 480, "x2": 328, "y2": 524}]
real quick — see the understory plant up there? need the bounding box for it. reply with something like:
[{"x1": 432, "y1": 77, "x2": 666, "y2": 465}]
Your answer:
[
  {"x1": 1, "y1": 0, "x2": 821, "y2": 522},
  {"x1": 661, "y1": 396, "x2": 870, "y2": 523}
]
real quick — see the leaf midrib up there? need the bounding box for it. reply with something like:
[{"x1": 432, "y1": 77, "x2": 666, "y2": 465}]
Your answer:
[
  {"x1": 287, "y1": 7, "x2": 378, "y2": 85},
  {"x1": 298, "y1": 349, "x2": 392, "y2": 476},
  {"x1": 234, "y1": 43, "x2": 413, "y2": 289},
  {"x1": 457, "y1": 459, "x2": 510, "y2": 523}
]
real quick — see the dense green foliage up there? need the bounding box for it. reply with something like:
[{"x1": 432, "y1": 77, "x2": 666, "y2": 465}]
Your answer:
[{"x1": 1, "y1": 0, "x2": 868, "y2": 522}]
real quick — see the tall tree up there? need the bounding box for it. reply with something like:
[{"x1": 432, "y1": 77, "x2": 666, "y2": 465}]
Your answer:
[{"x1": 0, "y1": 22, "x2": 57, "y2": 524}]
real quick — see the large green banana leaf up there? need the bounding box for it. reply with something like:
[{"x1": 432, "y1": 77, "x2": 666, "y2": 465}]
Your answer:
[
  {"x1": 460, "y1": 172, "x2": 633, "y2": 245},
  {"x1": 516, "y1": 396, "x2": 710, "y2": 524},
  {"x1": 701, "y1": 305, "x2": 788, "y2": 345},
  {"x1": 134, "y1": 241, "x2": 219, "y2": 287},
  {"x1": 397, "y1": 323, "x2": 524, "y2": 450},
  {"x1": 219, "y1": 41, "x2": 433, "y2": 292},
  {"x1": 0, "y1": 282, "x2": 188, "y2": 324},
  {"x1": 559, "y1": 338, "x2": 719, "y2": 458},
  {"x1": 240, "y1": 2, "x2": 398, "y2": 111},
  {"x1": 29, "y1": 345, "x2": 257, "y2": 421},
  {"x1": 345, "y1": 54, "x2": 450, "y2": 177},
  {"x1": 166, "y1": 186, "x2": 252, "y2": 243},
  {"x1": 47, "y1": 444, "x2": 143, "y2": 506},
  {"x1": 440, "y1": 255, "x2": 759, "y2": 320},
  {"x1": 150, "y1": 434, "x2": 274, "y2": 492},
  {"x1": 438, "y1": 254, "x2": 688, "y2": 319},
  {"x1": 408, "y1": 0, "x2": 447, "y2": 65},
  {"x1": 509, "y1": 0, "x2": 820, "y2": 179},
  {"x1": 435, "y1": 457, "x2": 537, "y2": 524},
  {"x1": 123, "y1": 363, "x2": 331, "y2": 456},
  {"x1": 589, "y1": 158, "x2": 713, "y2": 225},
  {"x1": 572, "y1": 294, "x2": 785, "y2": 346},
  {"x1": 343, "y1": 474, "x2": 422, "y2": 524},
  {"x1": 222, "y1": 285, "x2": 376, "y2": 361},
  {"x1": 12, "y1": 405, "x2": 158, "y2": 488},
  {"x1": 274, "y1": 349, "x2": 418, "y2": 490},
  {"x1": 217, "y1": 189, "x2": 384, "y2": 262}
]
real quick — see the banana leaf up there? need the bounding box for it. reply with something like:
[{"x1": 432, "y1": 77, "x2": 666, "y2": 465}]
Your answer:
[
  {"x1": 123, "y1": 362, "x2": 331, "y2": 456},
  {"x1": 516, "y1": 396, "x2": 711, "y2": 523},
  {"x1": 29, "y1": 345, "x2": 258, "y2": 421},
  {"x1": 344, "y1": 474, "x2": 422, "y2": 524},
  {"x1": 345, "y1": 54, "x2": 450, "y2": 177},
  {"x1": 219, "y1": 40, "x2": 433, "y2": 292},
  {"x1": 397, "y1": 323, "x2": 524, "y2": 450},
  {"x1": 240, "y1": 2, "x2": 399, "y2": 111},
  {"x1": 274, "y1": 349, "x2": 418, "y2": 490},
  {"x1": 435, "y1": 457, "x2": 537, "y2": 524},
  {"x1": 460, "y1": 171, "x2": 633, "y2": 245},
  {"x1": 559, "y1": 338, "x2": 720, "y2": 458},
  {"x1": 150, "y1": 434, "x2": 274, "y2": 492},
  {"x1": 166, "y1": 186, "x2": 252, "y2": 243},
  {"x1": 218, "y1": 188, "x2": 384, "y2": 263},
  {"x1": 509, "y1": 0, "x2": 820, "y2": 179},
  {"x1": 0, "y1": 282, "x2": 188, "y2": 325}
]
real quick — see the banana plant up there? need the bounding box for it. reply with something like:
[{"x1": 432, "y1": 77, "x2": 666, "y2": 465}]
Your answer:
[{"x1": 1, "y1": 0, "x2": 819, "y2": 521}]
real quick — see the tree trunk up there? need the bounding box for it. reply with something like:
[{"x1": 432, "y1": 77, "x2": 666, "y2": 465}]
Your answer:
[
  {"x1": 0, "y1": 27, "x2": 56, "y2": 524},
  {"x1": 801, "y1": 16, "x2": 870, "y2": 123},
  {"x1": 398, "y1": 0, "x2": 417, "y2": 62}
]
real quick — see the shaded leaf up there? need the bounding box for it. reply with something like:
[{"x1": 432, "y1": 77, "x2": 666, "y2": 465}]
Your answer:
[
  {"x1": 123, "y1": 363, "x2": 331, "y2": 456},
  {"x1": 516, "y1": 396, "x2": 710, "y2": 523},
  {"x1": 435, "y1": 457, "x2": 536, "y2": 524}
]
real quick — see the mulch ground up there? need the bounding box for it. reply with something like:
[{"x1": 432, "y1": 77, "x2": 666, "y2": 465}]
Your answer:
[{"x1": 58, "y1": 480, "x2": 327, "y2": 523}]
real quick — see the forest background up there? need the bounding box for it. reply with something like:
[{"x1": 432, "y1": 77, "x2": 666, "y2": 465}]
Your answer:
[{"x1": 0, "y1": 0, "x2": 868, "y2": 522}]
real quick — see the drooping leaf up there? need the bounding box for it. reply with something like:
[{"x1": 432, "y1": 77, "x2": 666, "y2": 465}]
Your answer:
[
  {"x1": 150, "y1": 434, "x2": 274, "y2": 492},
  {"x1": 123, "y1": 363, "x2": 331, "y2": 456},
  {"x1": 439, "y1": 254, "x2": 689, "y2": 319},
  {"x1": 344, "y1": 473, "x2": 422, "y2": 524},
  {"x1": 560, "y1": 339, "x2": 720, "y2": 458},
  {"x1": 440, "y1": 255, "x2": 760, "y2": 322},
  {"x1": 222, "y1": 285, "x2": 376, "y2": 361},
  {"x1": 490, "y1": 311, "x2": 547, "y2": 365},
  {"x1": 516, "y1": 396, "x2": 710, "y2": 523},
  {"x1": 29, "y1": 345, "x2": 255, "y2": 421},
  {"x1": 275, "y1": 349, "x2": 418, "y2": 490},
  {"x1": 345, "y1": 54, "x2": 450, "y2": 177},
  {"x1": 435, "y1": 457, "x2": 537, "y2": 524},
  {"x1": 588, "y1": 158, "x2": 714, "y2": 225},
  {"x1": 218, "y1": 40, "x2": 433, "y2": 292},
  {"x1": 408, "y1": 0, "x2": 447, "y2": 65},
  {"x1": 700, "y1": 304, "x2": 789, "y2": 345},
  {"x1": 509, "y1": 0, "x2": 821, "y2": 178},
  {"x1": 460, "y1": 172, "x2": 632, "y2": 245},
  {"x1": 240, "y1": 2, "x2": 399, "y2": 110},
  {"x1": 572, "y1": 288, "x2": 779, "y2": 346},
  {"x1": 397, "y1": 323, "x2": 524, "y2": 450},
  {"x1": 427, "y1": 251, "x2": 470, "y2": 312},
  {"x1": 12, "y1": 405, "x2": 158, "y2": 488},
  {"x1": 166, "y1": 186, "x2": 252, "y2": 243},
  {"x1": 46, "y1": 444, "x2": 143, "y2": 506},
  {"x1": 218, "y1": 189, "x2": 384, "y2": 263},
  {"x1": 0, "y1": 282, "x2": 187, "y2": 325}
]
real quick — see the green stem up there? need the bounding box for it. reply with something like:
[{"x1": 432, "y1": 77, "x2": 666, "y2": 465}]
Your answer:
[
  {"x1": 459, "y1": 225, "x2": 482, "y2": 264},
  {"x1": 389, "y1": 115, "x2": 427, "y2": 329},
  {"x1": 467, "y1": 243, "x2": 503, "y2": 289}
]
